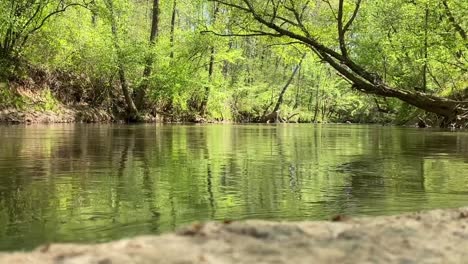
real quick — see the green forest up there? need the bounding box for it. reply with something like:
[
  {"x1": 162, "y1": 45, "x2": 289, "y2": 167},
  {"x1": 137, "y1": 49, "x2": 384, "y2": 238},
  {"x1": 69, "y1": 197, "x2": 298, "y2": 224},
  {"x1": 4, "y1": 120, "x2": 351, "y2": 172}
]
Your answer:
[{"x1": 0, "y1": 0, "x2": 467, "y2": 126}]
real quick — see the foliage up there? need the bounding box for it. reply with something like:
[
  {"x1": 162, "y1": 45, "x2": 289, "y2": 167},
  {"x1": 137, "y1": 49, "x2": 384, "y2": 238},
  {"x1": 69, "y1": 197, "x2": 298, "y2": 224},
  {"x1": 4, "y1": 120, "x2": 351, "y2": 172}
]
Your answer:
[
  {"x1": 0, "y1": 82, "x2": 27, "y2": 109},
  {"x1": 0, "y1": 0, "x2": 466, "y2": 123}
]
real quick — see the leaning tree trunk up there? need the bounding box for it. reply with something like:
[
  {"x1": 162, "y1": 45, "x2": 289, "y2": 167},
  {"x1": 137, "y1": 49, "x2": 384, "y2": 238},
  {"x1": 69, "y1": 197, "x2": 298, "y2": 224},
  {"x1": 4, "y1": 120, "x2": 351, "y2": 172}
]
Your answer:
[
  {"x1": 262, "y1": 54, "x2": 306, "y2": 123},
  {"x1": 106, "y1": 0, "x2": 139, "y2": 121},
  {"x1": 212, "y1": 0, "x2": 468, "y2": 128}
]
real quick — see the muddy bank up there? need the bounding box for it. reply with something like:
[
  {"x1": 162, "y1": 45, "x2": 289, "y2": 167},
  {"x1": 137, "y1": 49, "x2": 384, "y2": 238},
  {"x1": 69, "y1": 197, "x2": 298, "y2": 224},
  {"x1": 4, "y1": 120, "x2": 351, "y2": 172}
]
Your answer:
[
  {"x1": 0, "y1": 106, "x2": 114, "y2": 124},
  {"x1": 1, "y1": 207, "x2": 467, "y2": 263}
]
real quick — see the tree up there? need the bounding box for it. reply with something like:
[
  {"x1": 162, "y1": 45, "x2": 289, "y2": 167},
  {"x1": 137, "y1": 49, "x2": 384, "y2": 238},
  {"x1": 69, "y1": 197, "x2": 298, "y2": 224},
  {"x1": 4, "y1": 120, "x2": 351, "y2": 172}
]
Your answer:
[
  {"x1": 262, "y1": 53, "x2": 306, "y2": 122},
  {"x1": 169, "y1": 0, "x2": 177, "y2": 59},
  {"x1": 135, "y1": 0, "x2": 160, "y2": 110},
  {"x1": 199, "y1": 2, "x2": 220, "y2": 117},
  {"x1": 208, "y1": 0, "x2": 468, "y2": 127},
  {"x1": 0, "y1": 0, "x2": 89, "y2": 78},
  {"x1": 104, "y1": 0, "x2": 139, "y2": 119}
]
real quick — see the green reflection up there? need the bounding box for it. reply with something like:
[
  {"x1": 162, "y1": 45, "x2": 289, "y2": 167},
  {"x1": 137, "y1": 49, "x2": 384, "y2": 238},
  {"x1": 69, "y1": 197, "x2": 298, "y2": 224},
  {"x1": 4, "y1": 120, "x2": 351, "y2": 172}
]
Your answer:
[{"x1": 0, "y1": 124, "x2": 467, "y2": 250}]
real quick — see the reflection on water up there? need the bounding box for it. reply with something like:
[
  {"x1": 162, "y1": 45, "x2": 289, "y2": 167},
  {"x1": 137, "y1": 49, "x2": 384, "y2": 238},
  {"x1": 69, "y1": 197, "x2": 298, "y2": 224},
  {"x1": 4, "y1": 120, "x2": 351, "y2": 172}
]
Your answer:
[{"x1": 0, "y1": 124, "x2": 468, "y2": 250}]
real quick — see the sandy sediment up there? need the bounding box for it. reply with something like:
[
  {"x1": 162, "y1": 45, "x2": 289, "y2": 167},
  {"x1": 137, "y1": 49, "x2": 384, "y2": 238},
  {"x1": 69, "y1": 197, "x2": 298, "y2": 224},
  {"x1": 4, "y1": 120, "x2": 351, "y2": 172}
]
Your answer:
[{"x1": 1, "y1": 207, "x2": 467, "y2": 264}]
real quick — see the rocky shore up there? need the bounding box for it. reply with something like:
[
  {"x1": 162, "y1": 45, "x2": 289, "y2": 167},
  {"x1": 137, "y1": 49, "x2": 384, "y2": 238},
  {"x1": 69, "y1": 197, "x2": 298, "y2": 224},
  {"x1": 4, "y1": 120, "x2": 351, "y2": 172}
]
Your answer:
[{"x1": 1, "y1": 207, "x2": 467, "y2": 264}]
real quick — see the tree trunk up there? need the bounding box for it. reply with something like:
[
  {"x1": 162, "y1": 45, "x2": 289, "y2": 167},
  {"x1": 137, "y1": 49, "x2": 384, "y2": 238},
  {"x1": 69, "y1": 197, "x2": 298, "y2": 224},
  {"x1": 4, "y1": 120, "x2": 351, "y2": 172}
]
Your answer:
[
  {"x1": 117, "y1": 66, "x2": 138, "y2": 120},
  {"x1": 199, "y1": 3, "x2": 219, "y2": 116},
  {"x1": 313, "y1": 85, "x2": 320, "y2": 123},
  {"x1": 273, "y1": 54, "x2": 305, "y2": 113},
  {"x1": 199, "y1": 46, "x2": 216, "y2": 116},
  {"x1": 442, "y1": 0, "x2": 466, "y2": 41},
  {"x1": 105, "y1": 0, "x2": 139, "y2": 120},
  {"x1": 212, "y1": 0, "x2": 468, "y2": 127},
  {"x1": 262, "y1": 54, "x2": 306, "y2": 123},
  {"x1": 422, "y1": 4, "x2": 429, "y2": 93},
  {"x1": 136, "y1": 0, "x2": 160, "y2": 110},
  {"x1": 169, "y1": 0, "x2": 177, "y2": 60},
  {"x1": 293, "y1": 67, "x2": 303, "y2": 109},
  {"x1": 91, "y1": 0, "x2": 98, "y2": 26}
]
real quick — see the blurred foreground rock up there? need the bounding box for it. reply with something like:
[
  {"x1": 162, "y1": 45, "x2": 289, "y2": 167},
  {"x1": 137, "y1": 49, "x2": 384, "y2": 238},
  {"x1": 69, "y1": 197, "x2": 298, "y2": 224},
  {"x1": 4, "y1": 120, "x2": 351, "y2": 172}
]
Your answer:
[{"x1": 1, "y1": 207, "x2": 468, "y2": 264}]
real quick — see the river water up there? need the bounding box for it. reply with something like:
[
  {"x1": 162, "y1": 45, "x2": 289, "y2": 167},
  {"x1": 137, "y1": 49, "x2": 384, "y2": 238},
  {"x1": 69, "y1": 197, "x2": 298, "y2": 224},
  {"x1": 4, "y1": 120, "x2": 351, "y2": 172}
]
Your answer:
[{"x1": 0, "y1": 124, "x2": 467, "y2": 250}]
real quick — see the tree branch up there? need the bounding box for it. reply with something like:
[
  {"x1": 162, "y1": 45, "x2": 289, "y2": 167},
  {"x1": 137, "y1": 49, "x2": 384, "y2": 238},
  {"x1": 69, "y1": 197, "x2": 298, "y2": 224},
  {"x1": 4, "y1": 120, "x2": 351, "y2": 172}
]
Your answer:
[
  {"x1": 344, "y1": 0, "x2": 361, "y2": 33},
  {"x1": 286, "y1": 0, "x2": 312, "y2": 38},
  {"x1": 337, "y1": 0, "x2": 347, "y2": 57},
  {"x1": 210, "y1": 0, "x2": 468, "y2": 119},
  {"x1": 442, "y1": 0, "x2": 466, "y2": 41},
  {"x1": 322, "y1": 0, "x2": 337, "y2": 20},
  {"x1": 200, "y1": 30, "x2": 282, "y2": 38},
  {"x1": 28, "y1": 2, "x2": 89, "y2": 36}
]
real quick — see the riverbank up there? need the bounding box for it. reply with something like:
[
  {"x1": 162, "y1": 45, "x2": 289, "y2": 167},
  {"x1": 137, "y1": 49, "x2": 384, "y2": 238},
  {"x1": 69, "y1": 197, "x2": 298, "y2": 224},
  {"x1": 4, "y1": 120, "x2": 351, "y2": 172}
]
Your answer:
[
  {"x1": 0, "y1": 80, "x2": 117, "y2": 124},
  {"x1": 0, "y1": 107, "x2": 213, "y2": 124},
  {"x1": 1, "y1": 207, "x2": 467, "y2": 263},
  {"x1": 0, "y1": 106, "x2": 115, "y2": 124}
]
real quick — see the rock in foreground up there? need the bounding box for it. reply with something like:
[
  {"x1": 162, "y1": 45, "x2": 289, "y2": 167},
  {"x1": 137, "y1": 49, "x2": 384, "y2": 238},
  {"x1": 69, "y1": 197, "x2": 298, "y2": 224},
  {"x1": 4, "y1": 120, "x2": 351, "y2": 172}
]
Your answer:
[{"x1": 2, "y1": 207, "x2": 468, "y2": 264}]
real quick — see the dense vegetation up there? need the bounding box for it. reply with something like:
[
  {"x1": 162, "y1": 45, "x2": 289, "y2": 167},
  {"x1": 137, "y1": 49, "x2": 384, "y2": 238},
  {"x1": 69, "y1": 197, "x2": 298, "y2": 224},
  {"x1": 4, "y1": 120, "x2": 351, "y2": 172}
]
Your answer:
[{"x1": 0, "y1": 0, "x2": 466, "y2": 125}]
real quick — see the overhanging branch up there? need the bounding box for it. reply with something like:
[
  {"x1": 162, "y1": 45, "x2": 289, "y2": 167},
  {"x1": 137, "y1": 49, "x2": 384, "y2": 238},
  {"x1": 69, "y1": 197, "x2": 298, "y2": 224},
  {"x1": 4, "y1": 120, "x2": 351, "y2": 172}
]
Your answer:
[{"x1": 200, "y1": 30, "x2": 282, "y2": 38}]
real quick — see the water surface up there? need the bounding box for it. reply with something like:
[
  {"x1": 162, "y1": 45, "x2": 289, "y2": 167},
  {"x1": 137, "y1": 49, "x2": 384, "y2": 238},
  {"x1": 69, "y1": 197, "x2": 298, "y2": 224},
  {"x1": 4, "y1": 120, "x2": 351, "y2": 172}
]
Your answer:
[{"x1": 0, "y1": 124, "x2": 467, "y2": 250}]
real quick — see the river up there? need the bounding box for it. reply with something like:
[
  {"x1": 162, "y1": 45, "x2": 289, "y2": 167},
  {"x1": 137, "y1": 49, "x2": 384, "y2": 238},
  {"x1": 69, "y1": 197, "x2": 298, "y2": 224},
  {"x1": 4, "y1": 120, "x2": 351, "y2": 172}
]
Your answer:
[{"x1": 0, "y1": 124, "x2": 467, "y2": 250}]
